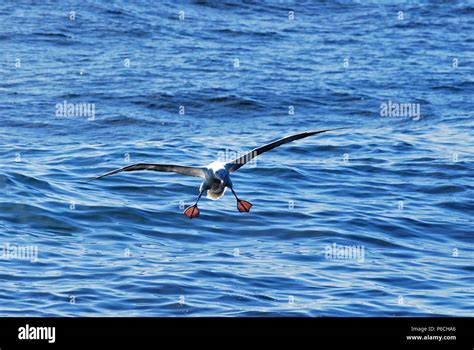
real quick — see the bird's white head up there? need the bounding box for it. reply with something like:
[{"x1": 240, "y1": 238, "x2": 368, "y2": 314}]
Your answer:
[{"x1": 206, "y1": 161, "x2": 229, "y2": 182}]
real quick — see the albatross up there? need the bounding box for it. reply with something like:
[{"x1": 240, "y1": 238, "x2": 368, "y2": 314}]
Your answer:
[{"x1": 91, "y1": 128, "x2": 344, "y2": 218}]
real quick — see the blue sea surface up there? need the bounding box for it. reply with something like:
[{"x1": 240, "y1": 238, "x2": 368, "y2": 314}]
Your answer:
[{"x1": 0, "y1": 1, "x2": 473, "y2": 316}]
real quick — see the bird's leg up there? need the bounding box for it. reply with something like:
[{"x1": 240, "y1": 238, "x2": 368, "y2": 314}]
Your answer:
[
  {"x1": 184, "y1": 191, "x2": 203, "y2": 219},
  {"x1": 231, "y1": 188, "x2": 253, "y2": 213}
]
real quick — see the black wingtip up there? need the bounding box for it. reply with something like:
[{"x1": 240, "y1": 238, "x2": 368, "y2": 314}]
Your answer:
[
  {"x1": 325, "y1": 127, "x2": 349, "y2": 131},
  {"x1": 308, "y1": 127, "x2": 348, "y2": 135},
  {"x1": 85, "y1": 176, "x2": 101, "y2": 184}
]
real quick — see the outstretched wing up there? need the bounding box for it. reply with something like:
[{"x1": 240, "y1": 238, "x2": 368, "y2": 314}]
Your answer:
[
  {"x1": 90, "y1": 163, "x2": 206, "y2": 181},
  {"x1": 227, "y1": 128, "x2": 346, "y2": 173}
]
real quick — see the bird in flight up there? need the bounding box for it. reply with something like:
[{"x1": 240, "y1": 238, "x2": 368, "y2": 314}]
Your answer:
[{"x1": 90, "y1": 128, "x2": 344, "y2": 218}]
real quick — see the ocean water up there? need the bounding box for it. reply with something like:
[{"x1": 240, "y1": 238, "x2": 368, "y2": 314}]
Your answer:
[{"x1": 0, "y1": 0, "x2": 473, "y2": 316}]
